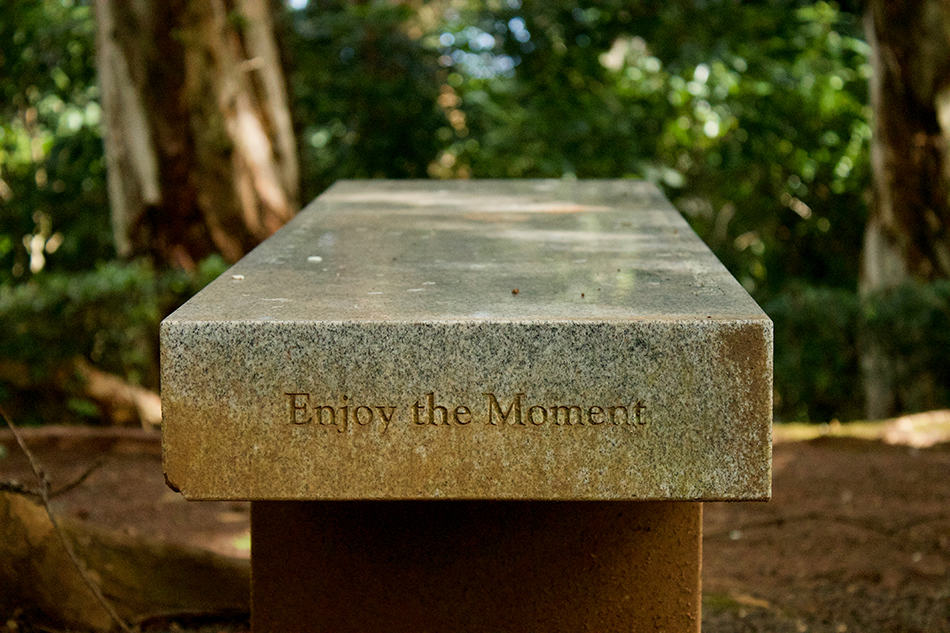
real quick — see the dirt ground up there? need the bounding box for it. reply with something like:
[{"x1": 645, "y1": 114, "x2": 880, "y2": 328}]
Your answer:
[{"x1": 1, "y1": 425, "x2": 948, "y2": 633}]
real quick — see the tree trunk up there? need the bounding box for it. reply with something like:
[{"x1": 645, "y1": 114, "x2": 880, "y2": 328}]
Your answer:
[
  {"x1": 94, "y1": 0, "x2": 298, "y2": 269},
  {"x1": 861, "y1": 1, "x2": 950, "y2": 418}
]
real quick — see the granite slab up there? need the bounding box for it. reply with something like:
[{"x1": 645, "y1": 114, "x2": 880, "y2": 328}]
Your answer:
[{"x1": 161, "y1": 180, "x2": 772, "y2": 500}]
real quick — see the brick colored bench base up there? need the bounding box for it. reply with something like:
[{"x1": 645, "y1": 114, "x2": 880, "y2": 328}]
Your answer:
[{"x1": 251, "y1": 500, "x2": 701, "y2": 633}]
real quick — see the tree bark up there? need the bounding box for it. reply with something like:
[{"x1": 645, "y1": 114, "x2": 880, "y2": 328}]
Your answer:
[
  {"x1": 861, "y1": 1, "x2": 950, "y2": 418},
  {"x1": 94, "y1": 0, "x2": 298, "y2": 269}
]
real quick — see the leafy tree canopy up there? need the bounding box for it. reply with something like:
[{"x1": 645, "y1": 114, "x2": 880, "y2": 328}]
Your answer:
[{"x1": 0, "y1": 0, "x2": 111, "y2": 283}]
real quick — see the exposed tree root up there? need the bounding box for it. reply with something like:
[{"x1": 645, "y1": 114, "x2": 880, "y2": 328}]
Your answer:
[
  {"x1": 0, "y1": 490, "x2": 250, "y2": 632},
  {"x1": 0, "y1": 357, "x2": 161, "y2": 428}
]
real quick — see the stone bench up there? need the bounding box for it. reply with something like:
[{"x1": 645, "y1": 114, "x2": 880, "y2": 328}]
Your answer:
[{"x1": 161, "y1": 180, "x2": 772, "y2": 632}]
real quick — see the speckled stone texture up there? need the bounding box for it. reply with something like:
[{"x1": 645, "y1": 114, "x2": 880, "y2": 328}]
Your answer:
[
  {"x1": 251, "y1": 500, "x2": 702, "y2": 633},
  {"x1": 161, "y1": 180, "x2": 772, "y2": 501}
]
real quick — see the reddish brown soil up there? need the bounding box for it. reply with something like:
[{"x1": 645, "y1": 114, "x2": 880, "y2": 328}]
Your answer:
[
  {"x1": 704, "y1": 437, "x2": 950, "y2": 633},
  {"x1": 2, "y1": 428, "x2": 949, "y2": 633}
]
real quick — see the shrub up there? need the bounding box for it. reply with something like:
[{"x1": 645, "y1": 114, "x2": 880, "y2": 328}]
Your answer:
[
  {"x1": 0, "y1": 257, "x2": 227, "y2": 424},
  {"x1": 767, "y1": 281, "x2": 950, "y2": 421}
]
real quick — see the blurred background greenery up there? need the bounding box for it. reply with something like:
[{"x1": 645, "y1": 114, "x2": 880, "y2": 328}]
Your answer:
[{"x1": 1, "y1": 0, "x2": 948, "y2": 425}]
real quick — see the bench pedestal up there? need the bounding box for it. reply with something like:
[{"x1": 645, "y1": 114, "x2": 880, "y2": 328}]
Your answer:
[{"x1": 251, "y1": 500, "x2": 702, "y2": 633}]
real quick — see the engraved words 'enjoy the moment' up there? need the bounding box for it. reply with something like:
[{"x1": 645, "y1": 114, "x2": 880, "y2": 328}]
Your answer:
[{"x1": 283, "y1": 391, "x2": 648, "y2": 434}]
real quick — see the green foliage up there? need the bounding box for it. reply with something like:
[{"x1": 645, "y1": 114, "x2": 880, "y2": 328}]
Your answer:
[
  {"x1": 283, "y1": 0, "x2": 449, "y2": 202},
  {"x1": 0, "y1": 0, "x2": 112, "y2": 282},
  {"x1": 862, "y1": 281, "x2": 950, "y2": 415},
  {"x1": 766, "y1": 285, "x2": 861, "y2": 422},
  {"x1": 0, "y1": 0, "x2": 876, "y2": 298},
  {"x1": 767, "y1": 282, "x2": 950, "y2": 422},
  {"x1": 438, "y1": 0, "x2": 870, "y2": 300},
  {"x1": 0, "y1": 256, "x2": 227, "y2": 381},
  {"x1": 0, "y1": 256, "x2": 227, "y2": 424}
]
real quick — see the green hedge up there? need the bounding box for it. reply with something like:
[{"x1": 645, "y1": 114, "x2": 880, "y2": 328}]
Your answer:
[
  {"x1": 862, "y1": 281, "x2": 950, "y2": 416},
  {"x1": 0, "y1": 257, "x2": 226, "y2": 424},
  {"x1": 767, "y1": 281, "x2": 950, "y2": 421},
  {"x1": 766, "y1": 285, "x2": 860, "y2": 421}
]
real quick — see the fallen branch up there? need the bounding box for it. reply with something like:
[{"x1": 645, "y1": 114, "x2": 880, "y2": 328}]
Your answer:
[
  {"x1": 0, "y1": 479, "x2": 41, "y2": 497},
  {"x1": 0, "y1": 455, "x2": 109, "y2": 499},
  {"x1": 0, "y1": 489, "x2": 250, "y2": 632},
  {"x1": 71, "y1": 357, "x2": 162, "y2": 429},
  {"x1": 0, "y1": 408, "x2": 249, "y2": 632},
  {"x1": 0, "y1": 424, "x2": 158, "y2": 443},
  {"x1": 50, "y1": 457, "x2": 105, "y2": 498},
  {"x1": 1, "y1": 405, "x2": 134, "y2": 633},
  {"x1": 0, "y1": 358, "x2": 161, "y2": 429}
]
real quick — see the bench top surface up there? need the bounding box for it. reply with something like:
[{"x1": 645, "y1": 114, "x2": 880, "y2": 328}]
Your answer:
[
  {"x1": 166, "y1": 180, "x2": 766, "y2": 325},
  {"x1": 162, "y1": 180, "x2": 772, "y2": 501}
]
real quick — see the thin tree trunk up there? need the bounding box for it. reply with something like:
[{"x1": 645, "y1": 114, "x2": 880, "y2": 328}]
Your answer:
[
  {"x1": 94, "y1": 0, "x2": 298, "y2": 269},
  {"x1": 861, "y1": 1, "x2": 950, "y2": 418}
]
